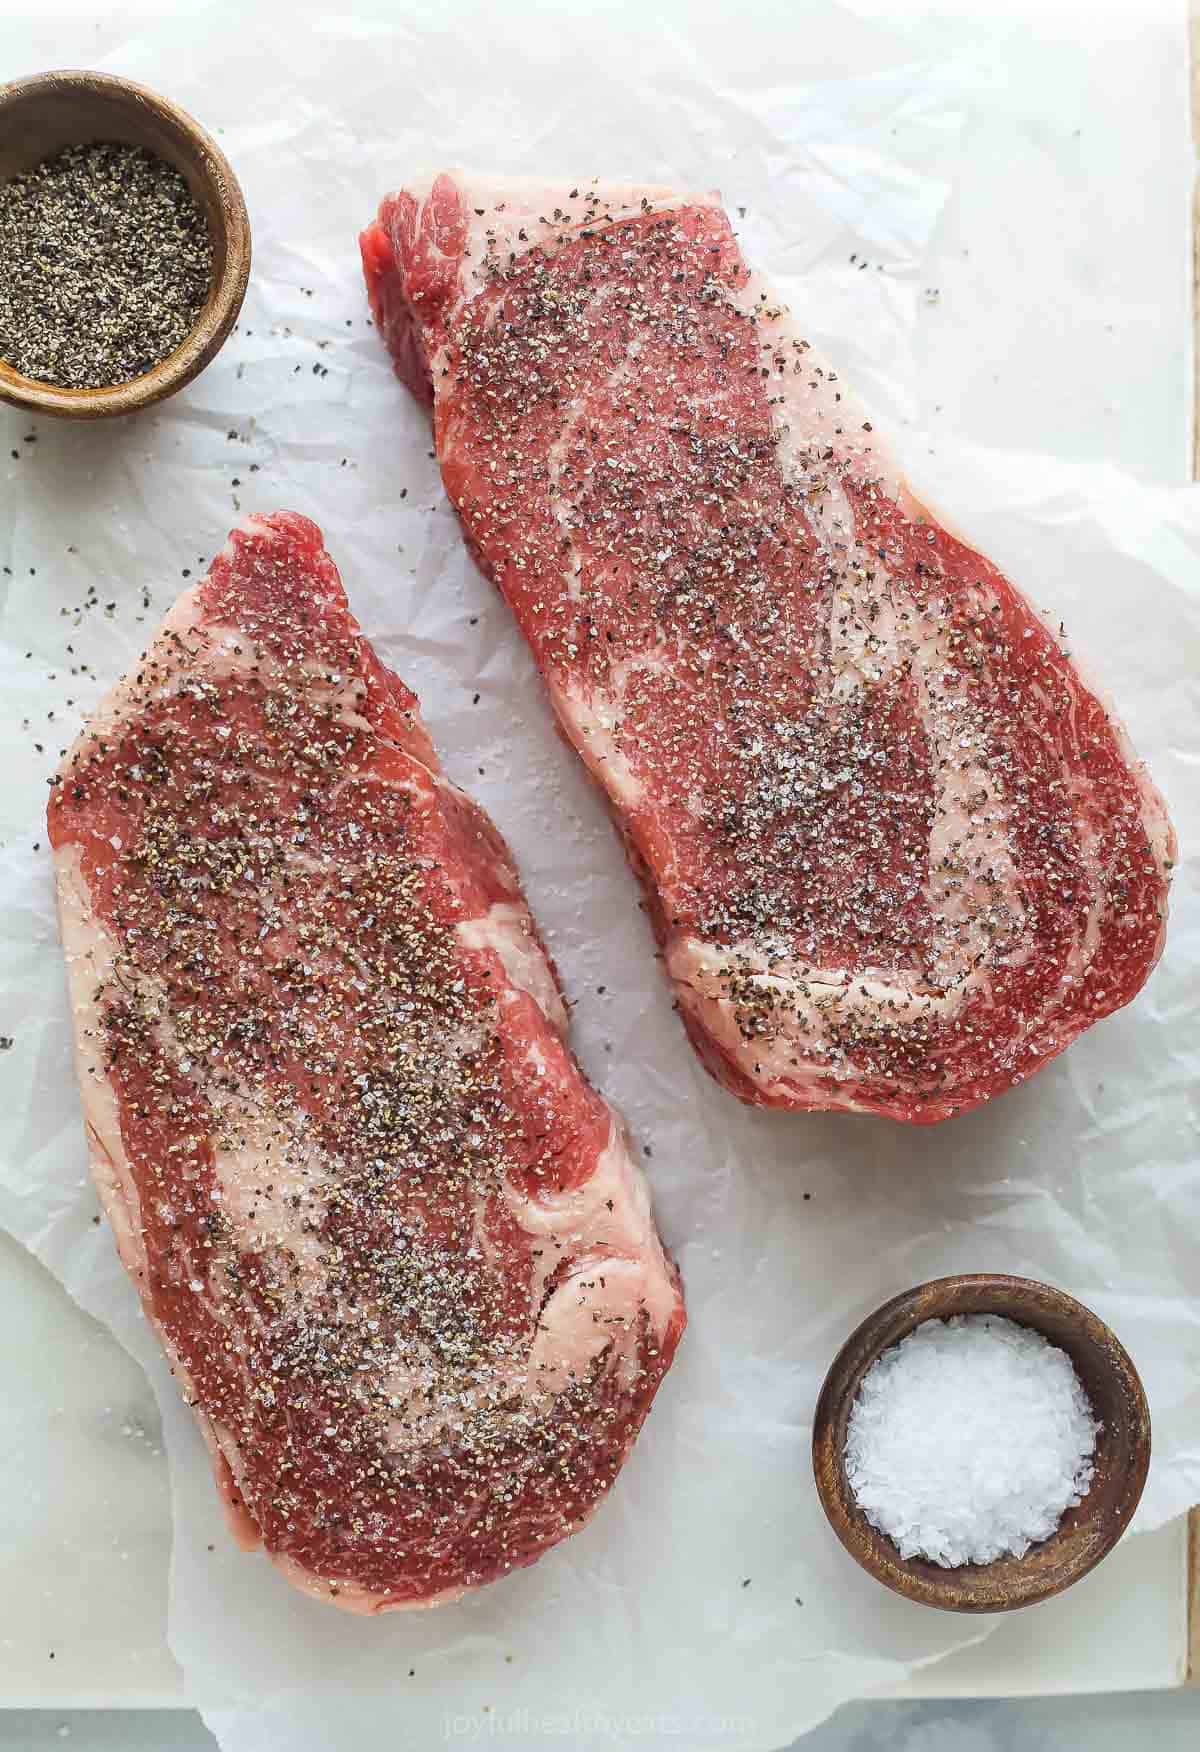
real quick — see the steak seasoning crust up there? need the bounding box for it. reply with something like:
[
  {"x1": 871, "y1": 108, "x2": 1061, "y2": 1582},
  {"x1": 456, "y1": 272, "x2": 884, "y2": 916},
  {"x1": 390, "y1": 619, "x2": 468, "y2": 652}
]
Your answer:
[
  {"x1": 362, "y1": 172, "x2": 1175, "y2": 1123},
  {"x1": 47, "y1": 512, "x2": 684, "y2": 1612}
]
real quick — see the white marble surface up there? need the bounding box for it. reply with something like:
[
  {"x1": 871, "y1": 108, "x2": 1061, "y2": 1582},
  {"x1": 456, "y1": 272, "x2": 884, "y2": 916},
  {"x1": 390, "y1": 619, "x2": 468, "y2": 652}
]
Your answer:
[
  {"x1": 2, "y1": 1692, "x2": 1200, "y2": 1751},
  {"x1": 0, "y1": 1236, "x2": 180, "y2": 1706}
]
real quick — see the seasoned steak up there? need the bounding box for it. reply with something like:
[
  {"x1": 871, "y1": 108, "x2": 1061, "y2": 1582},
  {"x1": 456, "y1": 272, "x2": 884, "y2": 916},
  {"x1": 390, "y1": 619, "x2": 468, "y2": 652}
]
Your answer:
[
  {"x1": 362, "y1": 172, "x2": 1174, "y2": 1122},
  {"x1": 48, "y1": 511, "x2": 684, "y2": 1610}
]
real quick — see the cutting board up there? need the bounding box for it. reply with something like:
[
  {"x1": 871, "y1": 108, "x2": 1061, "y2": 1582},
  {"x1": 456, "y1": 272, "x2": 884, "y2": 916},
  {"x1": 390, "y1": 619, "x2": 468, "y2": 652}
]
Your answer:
[
  {"x1": 0, "y1": 1224, "x2": 1192, "y2": 1707},
  {"x1": 1189, "y1": 0, "x2": 1200, "y2": 1684}
]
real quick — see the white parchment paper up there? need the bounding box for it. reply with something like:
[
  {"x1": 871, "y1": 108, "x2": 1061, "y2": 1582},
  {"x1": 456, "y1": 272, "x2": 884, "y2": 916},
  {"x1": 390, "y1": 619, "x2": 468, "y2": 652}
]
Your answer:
[{"x1": 0, "y1": 4, "x2": 1196, "y2": 1749}]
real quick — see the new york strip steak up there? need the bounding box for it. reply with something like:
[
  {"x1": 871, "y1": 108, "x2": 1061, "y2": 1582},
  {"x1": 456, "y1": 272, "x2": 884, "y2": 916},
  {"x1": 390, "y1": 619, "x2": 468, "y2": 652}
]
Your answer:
[
  {"x1": 48, "y1": 512, "x2": 684, "y2": 1611},
  {"x1": 362, "y1": 172, "x2": 1174, "y2": 1123}
]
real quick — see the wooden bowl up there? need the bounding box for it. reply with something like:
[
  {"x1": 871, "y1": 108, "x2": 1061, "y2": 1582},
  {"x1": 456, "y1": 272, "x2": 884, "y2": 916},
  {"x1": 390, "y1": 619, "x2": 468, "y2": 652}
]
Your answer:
[
  {"x1": 812, "y1": 1274, "x2": 1151, "y2": 1613},
  {"x1": 0, "y1": 69, "x2": 250, "y2": 418}
]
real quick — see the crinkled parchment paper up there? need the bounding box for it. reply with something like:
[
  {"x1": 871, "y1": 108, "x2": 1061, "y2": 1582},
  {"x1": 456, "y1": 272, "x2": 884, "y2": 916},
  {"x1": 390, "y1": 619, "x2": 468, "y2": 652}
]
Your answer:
[{"x1": 0, "y1": 4, "x2": 1197, "y2": 1750}]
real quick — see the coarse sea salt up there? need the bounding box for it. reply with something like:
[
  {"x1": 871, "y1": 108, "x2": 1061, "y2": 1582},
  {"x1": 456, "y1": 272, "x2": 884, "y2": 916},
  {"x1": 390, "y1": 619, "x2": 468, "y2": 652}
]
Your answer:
[{"x1": 843, "y1": 1313, "x2": 1100, "y2": 1568}]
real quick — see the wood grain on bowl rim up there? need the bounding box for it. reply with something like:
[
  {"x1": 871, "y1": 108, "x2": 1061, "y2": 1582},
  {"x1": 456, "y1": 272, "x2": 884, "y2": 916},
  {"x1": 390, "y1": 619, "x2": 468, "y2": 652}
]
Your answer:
[
  {"x1": 0, "y1": 68, "x2": 250, "y2": 419},
  {"x1": 812, "y1": 1274, "x2": 1151, "y2": 1614}
]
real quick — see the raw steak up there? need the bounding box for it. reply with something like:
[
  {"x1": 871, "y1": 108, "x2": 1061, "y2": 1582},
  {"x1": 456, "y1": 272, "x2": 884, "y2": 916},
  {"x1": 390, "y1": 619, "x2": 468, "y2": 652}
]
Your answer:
[
  {"x1": 361, "y1": 172, "x2": 1175, "y2": 1123},
  {"x1": 48, "y1": 512, "x2": 684, "y2": 1612}
]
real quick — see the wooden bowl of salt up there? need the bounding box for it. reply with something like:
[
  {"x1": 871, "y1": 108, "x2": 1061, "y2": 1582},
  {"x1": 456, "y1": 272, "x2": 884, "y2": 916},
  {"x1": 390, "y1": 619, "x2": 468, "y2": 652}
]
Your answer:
[{"x1": 812, "y1": 1274, "x2": 1151, "y2": 1612}]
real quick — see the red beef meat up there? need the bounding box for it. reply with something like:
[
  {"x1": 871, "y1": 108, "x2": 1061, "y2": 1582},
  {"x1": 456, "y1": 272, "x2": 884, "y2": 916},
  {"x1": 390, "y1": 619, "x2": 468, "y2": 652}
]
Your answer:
[
  {"x1": 362, "y1": 172, "x2": 1175, "y2": 1123},
  {"x1": 48, "y1": 512, "x2": 684, "y2": 1611}
]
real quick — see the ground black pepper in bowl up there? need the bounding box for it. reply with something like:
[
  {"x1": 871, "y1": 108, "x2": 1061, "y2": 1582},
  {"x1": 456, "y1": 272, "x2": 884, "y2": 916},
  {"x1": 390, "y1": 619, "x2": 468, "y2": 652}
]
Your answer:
[{"x1": 0, "y1": 141, "x2": 213, "y2": 389}]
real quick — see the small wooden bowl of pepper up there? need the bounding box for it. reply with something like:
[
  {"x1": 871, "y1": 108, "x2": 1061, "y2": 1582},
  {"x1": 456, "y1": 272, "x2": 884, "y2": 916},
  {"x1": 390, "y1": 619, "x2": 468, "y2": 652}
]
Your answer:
[
  {"x1": 0, "y1": 69, "x2": 250, "y2": 419},
  {"x1": 812, "y1": 1274, "x2": 1151, "y2": 1612}
]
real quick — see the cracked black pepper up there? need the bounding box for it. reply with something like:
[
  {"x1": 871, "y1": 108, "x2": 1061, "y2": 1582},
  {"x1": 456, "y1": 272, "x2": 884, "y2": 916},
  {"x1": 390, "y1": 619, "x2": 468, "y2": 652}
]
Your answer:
[{"x1": 0, "y1": 141, "x2": 212, "y2": 388}]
